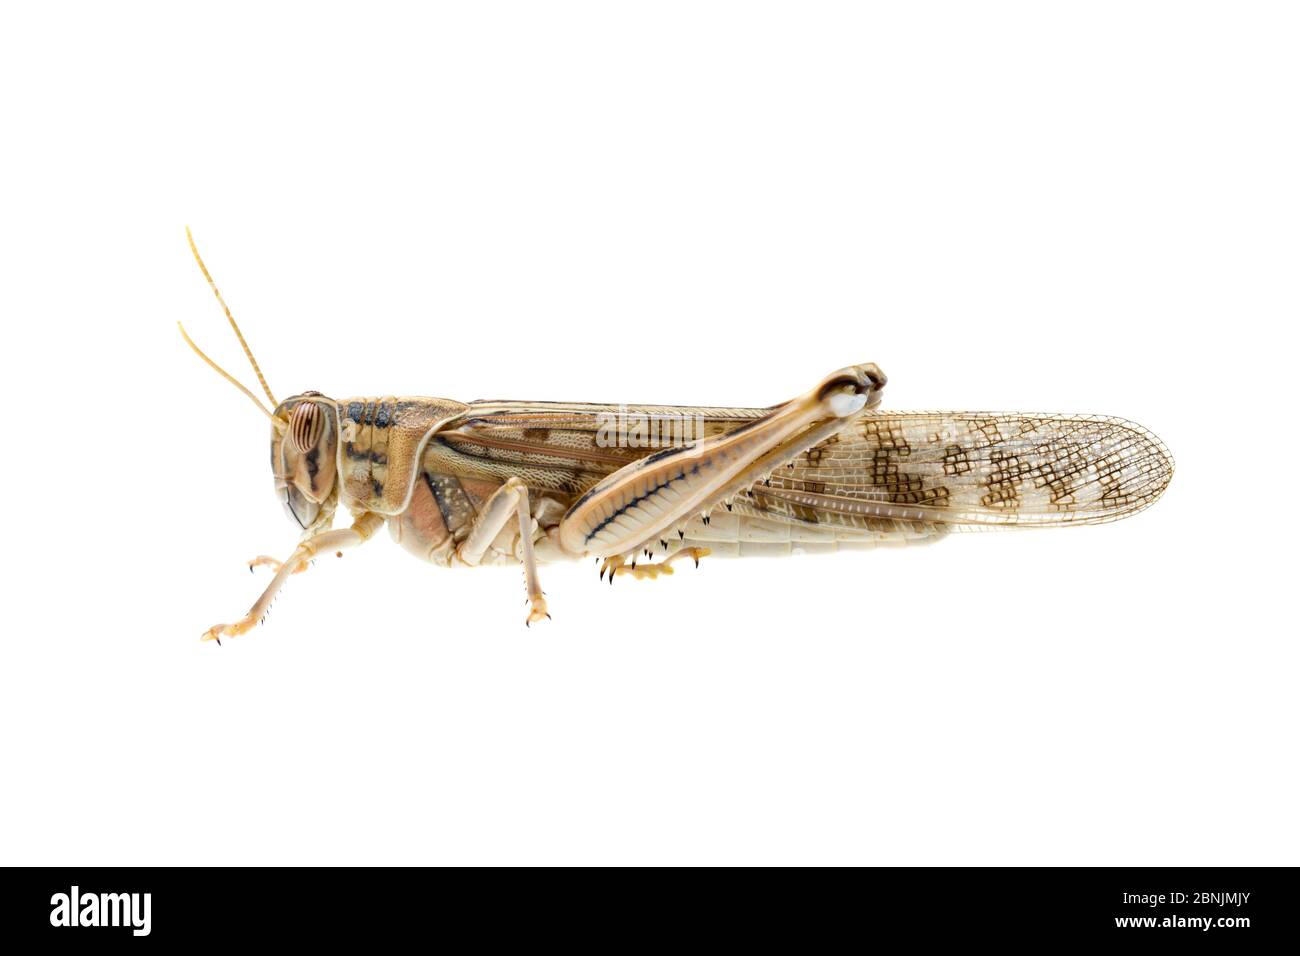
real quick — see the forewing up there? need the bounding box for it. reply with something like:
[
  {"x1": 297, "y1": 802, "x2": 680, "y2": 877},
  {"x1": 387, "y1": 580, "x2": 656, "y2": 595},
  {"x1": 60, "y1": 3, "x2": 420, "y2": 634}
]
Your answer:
[
  {"x1": 749, "y1": 411, "x2": 1174, "y2": 532},
  {"x1": 430, "y1": 400, "x2": 769, "y2": 495},
  {"x1": 433, "y1": 403, "x2": 1172, "y2": 535}
]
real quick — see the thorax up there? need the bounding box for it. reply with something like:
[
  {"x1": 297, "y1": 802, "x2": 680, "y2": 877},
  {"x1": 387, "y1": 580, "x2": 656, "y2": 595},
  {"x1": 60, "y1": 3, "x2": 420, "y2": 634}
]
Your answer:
[{"x1": 335, "y1": 395, "x2": 467, "y2": 514}]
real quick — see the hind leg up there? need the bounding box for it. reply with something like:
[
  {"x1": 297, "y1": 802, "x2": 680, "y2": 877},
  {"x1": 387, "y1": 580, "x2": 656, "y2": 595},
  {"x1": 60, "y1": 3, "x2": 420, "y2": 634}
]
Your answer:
[
  {"x1": 600, "y1": 546, "x2": 711, "y2": 582},
  {"x1": 559, "y1": 363, "x2": 885, "y2": 561}
]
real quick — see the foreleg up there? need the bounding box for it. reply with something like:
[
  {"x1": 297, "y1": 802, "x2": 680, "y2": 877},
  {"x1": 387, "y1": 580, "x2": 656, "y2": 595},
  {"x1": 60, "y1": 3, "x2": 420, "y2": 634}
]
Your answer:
[
  {"x1": 247, "y1": 555, "x2": 309, "y2": 574},
  {"x1": 202, "y1": 512, "x2": 384, "y2": 643}
]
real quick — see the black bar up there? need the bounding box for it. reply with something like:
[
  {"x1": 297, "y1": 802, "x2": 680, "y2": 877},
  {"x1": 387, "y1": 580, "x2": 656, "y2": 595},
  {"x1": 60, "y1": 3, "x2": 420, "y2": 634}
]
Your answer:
[{"x1": 2, "y1": 867, "x2": 1294, "y2": 945}]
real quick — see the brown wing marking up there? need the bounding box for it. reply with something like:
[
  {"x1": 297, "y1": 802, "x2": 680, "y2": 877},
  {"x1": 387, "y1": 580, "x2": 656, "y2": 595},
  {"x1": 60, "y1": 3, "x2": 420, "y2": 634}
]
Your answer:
[{"x1": 748, "y1": 411, "x2": 1173, "y2": 532}]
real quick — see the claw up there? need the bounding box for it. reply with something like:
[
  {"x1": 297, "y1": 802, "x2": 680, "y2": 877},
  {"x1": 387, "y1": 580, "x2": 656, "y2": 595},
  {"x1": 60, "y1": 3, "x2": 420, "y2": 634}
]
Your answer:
[
  {"x1": 202, "y1": 615, "x2": 258, "y2": 643},
  {"x1": 247, "y1": 555, "x2": 308, "y2": 576},
  {"x1": 525, "y1": 594, "x2": 550, "y2": 626},
  {"x1": 600, "y1": 555, "x2": 628, "y2": 584}
]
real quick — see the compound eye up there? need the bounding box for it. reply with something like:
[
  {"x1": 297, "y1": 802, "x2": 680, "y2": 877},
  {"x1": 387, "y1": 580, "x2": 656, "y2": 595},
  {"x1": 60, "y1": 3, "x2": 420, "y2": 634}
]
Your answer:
[{"x1": 289, "y1": 401, "x2": 324, "y2": 453}]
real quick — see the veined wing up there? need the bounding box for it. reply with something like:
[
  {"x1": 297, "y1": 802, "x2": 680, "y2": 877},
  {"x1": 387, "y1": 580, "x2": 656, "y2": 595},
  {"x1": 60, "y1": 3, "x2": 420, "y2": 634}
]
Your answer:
[
  {"x1": 432, "y1": 402, "x2": 1173, "y2": 534},
  {"x1": 748, "y1": 411, "x2": 1174, "y2": 532}
]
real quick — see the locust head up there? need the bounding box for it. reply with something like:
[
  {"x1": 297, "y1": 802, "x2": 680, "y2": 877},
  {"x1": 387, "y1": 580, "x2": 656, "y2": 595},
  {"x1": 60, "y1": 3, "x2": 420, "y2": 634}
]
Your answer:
[
  {"x1": 271, "y1": 393, "x2": 340, "y2": 530},
  {"x1": 179, "y1": 228, "x2": 341, "y2": 533}
]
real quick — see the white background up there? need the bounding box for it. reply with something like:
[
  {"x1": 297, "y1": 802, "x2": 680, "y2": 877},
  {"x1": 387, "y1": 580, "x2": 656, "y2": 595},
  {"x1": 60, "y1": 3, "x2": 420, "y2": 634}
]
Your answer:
[{"x1": 1, "y1": 2, "x2": 1296, "y2": 865}]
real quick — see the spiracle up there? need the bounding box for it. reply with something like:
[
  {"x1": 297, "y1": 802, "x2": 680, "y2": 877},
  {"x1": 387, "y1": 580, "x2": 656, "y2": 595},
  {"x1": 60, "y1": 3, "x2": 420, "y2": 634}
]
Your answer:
[{"x1": 290, "y1": 401, "x2": 324, "y2": 453}]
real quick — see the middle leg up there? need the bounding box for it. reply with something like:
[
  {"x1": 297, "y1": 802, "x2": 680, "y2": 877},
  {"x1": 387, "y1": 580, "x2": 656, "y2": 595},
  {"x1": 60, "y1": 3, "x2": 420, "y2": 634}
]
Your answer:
[{"x1": 456, "y1": 477, "x2": 550, "y2": 625}]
